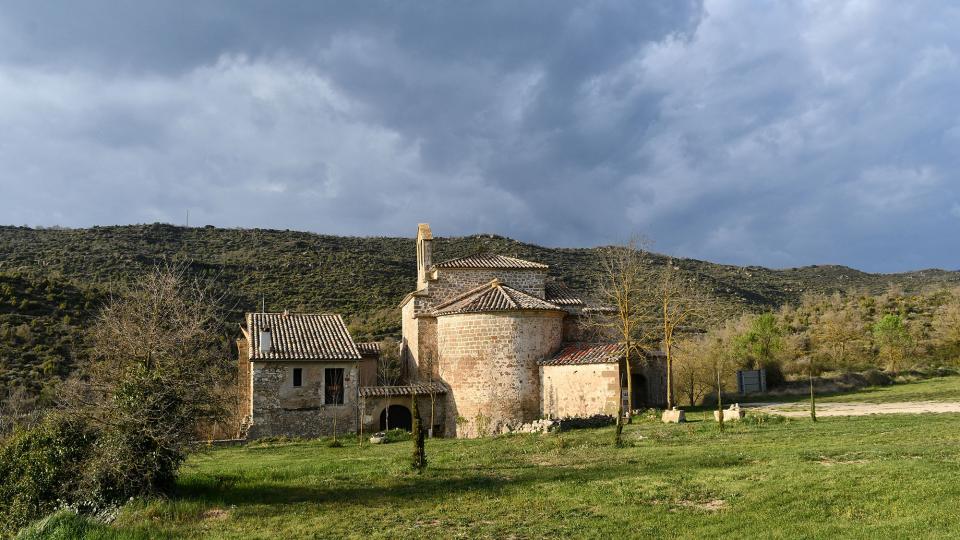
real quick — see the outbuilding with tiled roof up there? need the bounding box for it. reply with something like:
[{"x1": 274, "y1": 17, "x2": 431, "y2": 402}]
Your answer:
[{"x1": 245, "y1": 312, "x2": 361, "y2": 361}]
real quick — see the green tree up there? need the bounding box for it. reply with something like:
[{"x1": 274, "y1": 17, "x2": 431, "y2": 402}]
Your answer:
[
  {"x1": 872, "y1": 314, "x2": 912, "y2": 371},
  {"x1": 411, "y1": 394, "x2": 426, "y2": 471},
  {"x1": 734, "y1": 313, "x2": 783, "y2": 368}
]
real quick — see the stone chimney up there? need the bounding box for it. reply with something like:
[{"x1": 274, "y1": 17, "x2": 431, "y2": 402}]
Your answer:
[
  {"x1": 416, "y1": 223, "x2": 433, "y2": 289},
  {"x1": 259, "y1": 327, "x2": 272, "y2": 355}
]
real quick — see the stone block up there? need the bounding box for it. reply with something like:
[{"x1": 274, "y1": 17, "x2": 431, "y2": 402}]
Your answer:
[
  {"x1": 714, "y1": 404, "x2": 745, "y2": 422},
  {"x1": 661, "y1": 407, "x2": 686, "y2": 423}
]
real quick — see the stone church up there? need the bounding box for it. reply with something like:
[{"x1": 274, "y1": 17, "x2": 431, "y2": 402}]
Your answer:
[{"x1": 237, "y1": 223, "x2": 666, "y2": 439}]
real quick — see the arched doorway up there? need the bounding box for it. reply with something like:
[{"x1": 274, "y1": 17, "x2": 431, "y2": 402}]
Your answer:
[{"x1": 379, "y1": 404, "x2": 413, "y2": 431}]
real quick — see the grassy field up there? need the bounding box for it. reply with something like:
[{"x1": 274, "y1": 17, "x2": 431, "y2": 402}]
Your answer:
[
  {"x1": 22, "y1": 378, "x2": 960, "y2": 539},
  {"x1": 743, "y1": 375, "x2": 960, "y2": 406}
]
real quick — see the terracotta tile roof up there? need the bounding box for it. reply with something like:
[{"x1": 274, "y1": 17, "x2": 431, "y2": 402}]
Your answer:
[
  {"x1": 540, "y1": 343, "x2": 625, "y2": 366},
  {"x1": 432, "y1": 279, "x2": 563, "y2": 316},
  {"x1": 356, "y1": 342, "x2": 381, "y2": 356},
  {"x1": 433, "y1": 253, "x2": 548, "y2": 270},
  {"x1": 246, "y1": 312, "x2": 361, "y2": 361},
  {"x1": 359, "y1": 382, "x2": 447, "y2": 398},
  {"x1": 540, "y1": 343, "x2": 666, "y2": 365},
  {"x1": 545, "y1": 281, "x2": 584, "y2": 306}
]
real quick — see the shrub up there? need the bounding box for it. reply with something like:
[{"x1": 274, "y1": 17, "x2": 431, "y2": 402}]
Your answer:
[
  {"x1": 741, "y1": 412, "x2": 788, "y2": 426},
  {"x1": 862, "y1": 369, "x2": 893, "y2": 387},
  {"x1": 13, "y1": 509, "x2": 100, "y2": 540},
  {"x1": 556, "y1": 414, "x2": 616, "y2": 432},
  {"x1": 0, "y1": 414, "x2": 96, "y2": 534},
  {"x1": 382, "y1": 429, "x2": 411, "y2": 443}
]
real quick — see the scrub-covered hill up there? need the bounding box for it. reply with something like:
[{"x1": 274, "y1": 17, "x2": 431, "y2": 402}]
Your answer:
[{"x1": 1, "y1": 223, "x2": 958, "y2": 394}]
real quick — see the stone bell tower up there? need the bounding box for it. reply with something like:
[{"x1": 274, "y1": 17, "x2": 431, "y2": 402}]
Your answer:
[{"x1": 416, "y1": 223, "x2": 433, "y2": 290}]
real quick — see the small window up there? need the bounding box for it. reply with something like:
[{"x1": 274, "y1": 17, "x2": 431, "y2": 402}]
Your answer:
[
  {"x1": 292, "y1": 368, "x2": 303, "y2": 387},
  {"x1": 325, "y1": 368, "x2": 344, "y2": 405}
]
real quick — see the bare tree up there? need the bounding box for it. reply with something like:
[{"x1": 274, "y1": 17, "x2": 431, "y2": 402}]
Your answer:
[
  {"x1": 933, "y1": 290, "x2": 960, "y2": 347},
  {"x1": 62, "y1": 265, "x2": 230, "y2": 499},
  {"x1": 0, "y1": 386, "x2": 40, "y2": 438},
  {"x1": 593, "y1": 237, "x2": 650, "y2": 433},
  {"x1": 327, "y1": 370, "x2": 344, "y2": 446},
  {"x1": 811, "y1": 299, "x2": 866, "y2": 372},
  {"x1": 673, "y1": 337, "x2": 714, "y2": 406},
  {"x1": 807, "y1": 356, "x2": 817, "y2": 422},
  {"x1": 643, "y1": 259, "x2": 730, "y2": 409},
  {"x1": 378, "y1": 337, "x2": 402, "y2": 431}
]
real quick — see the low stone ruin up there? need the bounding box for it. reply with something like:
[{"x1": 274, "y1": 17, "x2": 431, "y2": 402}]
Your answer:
[
  {"x1": 496, "y1": 418, "x2": 557, "y2": 435},
  {"x1": 714, "y1": 403, "x2": 745, "y2": 422},
  {"x1": 661, "y1": 407, "x2": 686, "y2": 423}
]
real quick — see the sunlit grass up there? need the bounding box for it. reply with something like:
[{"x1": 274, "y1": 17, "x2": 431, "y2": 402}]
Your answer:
[{"x1": 41, "y1": 384, "x2": 960, "y2": 539}]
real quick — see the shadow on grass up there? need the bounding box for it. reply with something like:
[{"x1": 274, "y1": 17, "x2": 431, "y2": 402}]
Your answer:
[{"x1": 175, "y1": 461, "x2": 646, "y2": 508}]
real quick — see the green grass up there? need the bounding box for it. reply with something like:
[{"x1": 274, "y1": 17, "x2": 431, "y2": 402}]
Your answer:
[
  {"x1": 816, "y1": 376, "x2": 960, "y2": 404},
  {"x1": 744, "y1": 375, "x2": 960, "y2": 406},
  {"x1": 39, "y1": 403, "x2": 960, "y2": 539}
]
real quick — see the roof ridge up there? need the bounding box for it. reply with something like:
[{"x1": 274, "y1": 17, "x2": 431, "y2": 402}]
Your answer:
[
  {"x1": 495, "y1": 282, "x2": 520, "y2": 309},
  {"x1": 431, "y1": 279, "x2": 499, "y2": 311},
  {"x1": 432, "y1": 252, "x2": 549, "y2": 270}
]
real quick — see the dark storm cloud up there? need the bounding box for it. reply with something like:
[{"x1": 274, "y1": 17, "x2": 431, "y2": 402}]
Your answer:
[{"x1": 1, "y1": 1, "x2": 958, "y2": 271}]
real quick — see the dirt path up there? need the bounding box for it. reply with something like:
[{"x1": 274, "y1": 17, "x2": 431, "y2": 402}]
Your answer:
[{"x1": 741, "y1": 401, "x2": 960, "y2": 417}]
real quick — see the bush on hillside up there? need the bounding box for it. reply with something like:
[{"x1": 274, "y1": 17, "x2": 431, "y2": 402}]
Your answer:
[{"x1": 0, "y1": 414, "x2": 95, "y2": 534}]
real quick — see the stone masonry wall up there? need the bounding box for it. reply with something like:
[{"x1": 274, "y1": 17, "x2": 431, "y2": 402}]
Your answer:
[
  {"x1": 401, "y1": 300, "x2": 437, "y2": 380},
  {"x1": 360, "y1": 394, "x2": 447, "y2": 437},
  {"x1": 541, "y1": 363, "x2": 621, "y2": 419},
  {"x1": 428, "y1": 268, "x2": 547, "y2": 304},
  {"x1": 247, "y1": 361, "x2": 358, "y2": 439},
  {"x1": 437, "y1": 311, "x2": 563, "y2": 438},
  {"x1": 237, "y1": 338, "x2": 252, "y2": 417}
]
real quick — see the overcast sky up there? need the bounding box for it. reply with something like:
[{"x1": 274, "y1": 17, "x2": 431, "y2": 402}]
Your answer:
[{"x1": 1, "y1": 1, "x2": 959, "y2": 272}]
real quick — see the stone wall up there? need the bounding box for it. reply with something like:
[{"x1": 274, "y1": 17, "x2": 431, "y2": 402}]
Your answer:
[
  {"x1": 236, "y1": 338, "x2": 253, "y2": 417},
  {"x1": 428, "y1": 268, "x2": 547, "y2": 303},
  {"x1": 436, "y1": 310, "x2": 563, "y2": 437},
  {"x1": 247, "y1": 361, "x2": 359, "y2": 439},
  {"x1": 641, "y1": 356, "x2": 668, "y2": 408},
  {"x1": 359, "y1": 393, "x2": 446, "y2": 437},
  {"x1": 401, "y1": 300, "x2": 438, "y2": 380},
  {"x1": 540, "y1": 363, "x2": 621, "y2": 419}
]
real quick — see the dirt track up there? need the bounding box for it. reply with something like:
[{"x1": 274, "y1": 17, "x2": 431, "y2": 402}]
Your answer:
[{"x1": 741, "y1": 401, "x2": 960, "y2": 417}]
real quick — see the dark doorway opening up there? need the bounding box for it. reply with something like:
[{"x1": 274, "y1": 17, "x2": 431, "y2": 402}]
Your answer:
[
  {"x1": 631, "y1": 373, "x2": 648, "y2": 410},
  {"x1": 379, "y1": 404, "x2": 413, "y2": 431}
]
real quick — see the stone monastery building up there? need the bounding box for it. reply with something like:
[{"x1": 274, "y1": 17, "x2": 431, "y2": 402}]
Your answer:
[{"x1": 238, "y1": 224, "x2": 666, "y2": 439}]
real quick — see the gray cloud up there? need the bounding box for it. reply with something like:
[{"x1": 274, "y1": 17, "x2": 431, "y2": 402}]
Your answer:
[{"x1": 0, "y1": 1, "x2": 958, "y2": 272}]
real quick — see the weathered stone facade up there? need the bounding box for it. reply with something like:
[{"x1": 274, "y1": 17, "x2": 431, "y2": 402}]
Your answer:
[
  {"x1": 359, "y1": 393, "x2": 446, "y2": 436},
  {"x1": 541, "y1": 363, "x2": 621, "y2": 418},
  {"x1": 246, "y1": 361, "x2": 359, "y2": 439},
  {"x1": 428, "y1": 268, "x2": 548, "y2": 304},
  {"x1": 239, "y1": 224, "x2": 669, "y2": 440},
  {"x1": 436, "y1": 310, "x2": 563, "y2": 437}
]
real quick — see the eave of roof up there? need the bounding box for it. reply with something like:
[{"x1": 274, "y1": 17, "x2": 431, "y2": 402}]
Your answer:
[
  {"x1": 544, "y1": 281, "x2": 584, "y2": 306},
  {"x1": 432, "y1": 253, "x2": 548, "y2": 270},
  {"x1": 359, "y1": 382, "x2": 447, "y2": 397},
  {"x1": 356, "y1": 342, "x2": 381, "y2": 356},
  {"x1": 432, "y1": 279, "x2": 563, "y2": 316},
  {"x1": 540, "y1": 343, "x2": 665, "y2": 366}
]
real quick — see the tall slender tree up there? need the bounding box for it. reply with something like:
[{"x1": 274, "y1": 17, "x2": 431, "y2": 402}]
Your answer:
[
  {"x1": 593, "y1": 236, "x2": 650, "y2": 433},
  {"x1": 411, "y1": 393, "x2": 427, "y2": 471}
]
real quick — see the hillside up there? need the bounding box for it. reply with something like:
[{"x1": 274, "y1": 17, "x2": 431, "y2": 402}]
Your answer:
[{"x1": 2, "y1": 223, "x2": 959, "y2": 394}]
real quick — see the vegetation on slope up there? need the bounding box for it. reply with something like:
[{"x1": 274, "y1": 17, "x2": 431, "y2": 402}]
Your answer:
[{"x1": 1, "y1": 223, "x2": 959, "y2": 397}]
